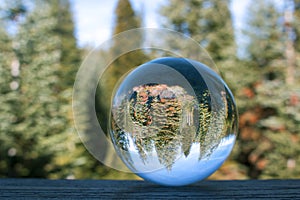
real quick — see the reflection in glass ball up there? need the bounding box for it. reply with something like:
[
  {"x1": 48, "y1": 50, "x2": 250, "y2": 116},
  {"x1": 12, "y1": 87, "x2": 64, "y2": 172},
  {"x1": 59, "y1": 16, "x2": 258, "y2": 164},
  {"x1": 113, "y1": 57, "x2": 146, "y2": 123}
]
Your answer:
[{"x1": 109, "y1": 57, "x2": 238, "y2": 186}]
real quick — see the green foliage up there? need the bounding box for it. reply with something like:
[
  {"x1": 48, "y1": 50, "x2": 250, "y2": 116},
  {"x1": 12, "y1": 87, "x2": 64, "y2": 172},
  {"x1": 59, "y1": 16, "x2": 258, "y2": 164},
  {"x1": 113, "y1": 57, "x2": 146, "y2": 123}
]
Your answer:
[
  {"x1": 0, "y1": 1, "x2": 63, "y2": 177},
  {"x1": 94, "y1": 0, "x2": 147, "y2": 180},
  {"x1": 96, "y1": 0, "x2": 148, "y2": 134},
  {"x1": 111, "y1": 84, "x2": 234, "y2": 170},
  {"x1": 51, "y1": 0, "x2": 81, "y2": 91},
  {"x1": 0, "y1": 25, "x2": 19, "y2": 177},
  {"x1": 0, "y1": 0, "x2": 27, "y2": 21},
  {"x1": 243, "y1": 0, "x2": 283, "y2": 69},
  {"x1": 235, "y1": 0, "x2": 300, "y2": 179},
  {"x1": 161, "y1": 0, "x2": 300, "y2": 180},
  {"x1": 113, "y1": 0, "x2": 141, "y2": 35},
  {"x1": 294, "y1": 0, "x2": 300, "y2": 51},
  {"x1": 0, "y1": 0, "x2": 90, "y2": 179},
  {"x1": 1, "y1": 0, "x2": 299, "y2": 180},
  {"x1": 161, "y1": 0, "x2": 235, "y2": 66},
  {"x1": 112, "y1": 84, "x2": 189, "y2": 170}
]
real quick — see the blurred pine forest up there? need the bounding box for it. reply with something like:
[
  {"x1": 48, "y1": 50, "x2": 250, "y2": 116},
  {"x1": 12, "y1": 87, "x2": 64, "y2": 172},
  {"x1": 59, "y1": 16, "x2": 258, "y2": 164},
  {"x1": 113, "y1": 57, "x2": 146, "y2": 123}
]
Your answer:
[{"x1": 0, "y1": 0, "x2": 299, "y2": 180}]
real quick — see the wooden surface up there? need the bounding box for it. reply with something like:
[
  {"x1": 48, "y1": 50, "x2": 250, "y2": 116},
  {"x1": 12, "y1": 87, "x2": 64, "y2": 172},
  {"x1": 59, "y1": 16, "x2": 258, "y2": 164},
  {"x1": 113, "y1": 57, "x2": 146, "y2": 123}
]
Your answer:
[{"x1": 0, "y1": 179, "x2": 299, "y2": 199}]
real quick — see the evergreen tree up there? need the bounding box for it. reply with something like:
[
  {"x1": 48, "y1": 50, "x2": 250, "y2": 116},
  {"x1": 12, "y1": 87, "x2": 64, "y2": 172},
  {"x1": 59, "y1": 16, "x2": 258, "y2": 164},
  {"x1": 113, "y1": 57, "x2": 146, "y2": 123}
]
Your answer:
[
  {"x1": 0, "y1": 24, "x2": 21, "y2": 177},
  {"x1": 113, "y1": 0, "x2": 140, "y2": 35},
  {"x1": 109, "y1": 0, "x2": 146, "y2": 79},
  {"x1": 236, "y1": 0, "x2": 300, "y2": 179},
  {"x1": 294, "y1": 0, "x2": 300, "y2": 52},
  {"x1": 292, "y1": 0, "x2": 300, "y2": 84},
  {"x1": 0, "y1": 0, "x2": 84, "y2": 178},
  {"x1": 96, "y1": 0, "x2": 147, "y2": 133},
  {"x1": 2, "y1": 0, "x2": 64, "y2": 177},
  {"x1": 51, "y1": 0, "x2": 81, "y2": 91},
  {"x1": 160, "y1": 0, "x2": 235, "y2": 68},
  {"x1": 160, "y1": 0, "x2": 240, "y2": 176},
  {"x1": 47, "y1": 0, "x2": 85, "y2": 178},
  {"x1": 94, "y1": 0, "x2": 147, "y2": 179},
  {"x1": 244, "y1": 0, "x2": 283, "y2": 78}
]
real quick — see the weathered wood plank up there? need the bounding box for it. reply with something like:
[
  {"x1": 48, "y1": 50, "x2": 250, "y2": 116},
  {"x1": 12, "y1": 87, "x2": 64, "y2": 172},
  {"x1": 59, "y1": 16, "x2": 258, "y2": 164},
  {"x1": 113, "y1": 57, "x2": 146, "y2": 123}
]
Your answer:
[{"x1": 0, "y1": 179, "x2": 299, "y2": 199}]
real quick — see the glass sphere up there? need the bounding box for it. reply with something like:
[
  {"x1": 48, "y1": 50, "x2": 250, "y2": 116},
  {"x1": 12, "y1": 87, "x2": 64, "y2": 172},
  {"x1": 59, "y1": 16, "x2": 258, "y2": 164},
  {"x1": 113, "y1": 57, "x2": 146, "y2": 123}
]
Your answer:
[{"x1": 109, "y1": 57, "x2": 238, "y2": 186}]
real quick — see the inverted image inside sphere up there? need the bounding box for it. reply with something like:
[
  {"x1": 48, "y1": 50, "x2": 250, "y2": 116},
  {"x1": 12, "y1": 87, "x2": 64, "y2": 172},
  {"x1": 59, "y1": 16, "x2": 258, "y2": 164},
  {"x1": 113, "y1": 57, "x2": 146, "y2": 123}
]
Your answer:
[{"x1": 109, "y1": 57, "x2": 238, "y2": 186}]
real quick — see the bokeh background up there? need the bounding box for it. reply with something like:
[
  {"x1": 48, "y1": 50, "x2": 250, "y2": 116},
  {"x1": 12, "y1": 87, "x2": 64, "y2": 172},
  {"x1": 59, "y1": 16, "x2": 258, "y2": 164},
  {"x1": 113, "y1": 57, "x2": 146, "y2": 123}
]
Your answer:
[{"x1": 0, "y1": 0, "x2": 299, "y2": 180}]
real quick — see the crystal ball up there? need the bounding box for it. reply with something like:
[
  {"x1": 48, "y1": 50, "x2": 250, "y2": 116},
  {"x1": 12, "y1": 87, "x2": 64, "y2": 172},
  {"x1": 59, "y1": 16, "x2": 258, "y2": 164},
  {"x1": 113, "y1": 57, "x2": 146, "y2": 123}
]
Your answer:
[{"x1": 109, "y1": 57, "x2": 238, "y2": 186}]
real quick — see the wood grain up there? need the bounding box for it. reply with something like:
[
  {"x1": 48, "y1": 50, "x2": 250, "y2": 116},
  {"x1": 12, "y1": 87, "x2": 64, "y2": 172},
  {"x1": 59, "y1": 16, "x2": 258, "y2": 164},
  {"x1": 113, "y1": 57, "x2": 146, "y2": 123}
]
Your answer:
[{"x1": 0, "y1": 179, "x2": 299, "y2": 199}]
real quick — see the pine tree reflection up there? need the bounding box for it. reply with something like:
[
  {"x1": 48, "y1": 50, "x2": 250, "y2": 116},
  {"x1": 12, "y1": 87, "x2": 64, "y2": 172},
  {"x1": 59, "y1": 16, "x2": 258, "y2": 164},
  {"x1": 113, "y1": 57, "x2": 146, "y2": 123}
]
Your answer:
[{"x1": 111, "y1": 83, "x2": 236, "y2": 170}]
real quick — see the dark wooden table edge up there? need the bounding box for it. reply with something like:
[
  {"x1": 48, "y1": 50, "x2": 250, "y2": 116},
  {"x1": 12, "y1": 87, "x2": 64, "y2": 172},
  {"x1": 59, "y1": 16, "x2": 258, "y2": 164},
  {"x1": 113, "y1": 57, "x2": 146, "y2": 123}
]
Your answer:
[{"x1": 0, "y1": 178, "x2": 299, "y2": 199}]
